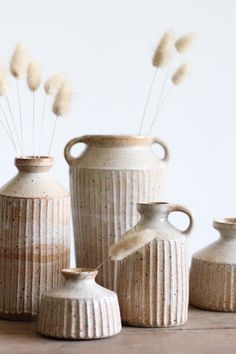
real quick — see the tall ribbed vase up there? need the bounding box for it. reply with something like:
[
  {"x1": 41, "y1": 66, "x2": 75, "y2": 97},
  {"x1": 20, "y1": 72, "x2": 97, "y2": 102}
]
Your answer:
[
  {"x1": 117, "y1": 202, "x2": 193, "y2": 327},
  {"x1": 64, "y1": 135, "x2": 169, "y2": 289},
  {"x1": 0, "y1": 157, "x2": 70, "y2": 320}
]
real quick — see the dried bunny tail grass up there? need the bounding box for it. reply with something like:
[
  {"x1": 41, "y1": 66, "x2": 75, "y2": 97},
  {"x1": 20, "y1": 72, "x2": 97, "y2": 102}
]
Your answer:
[
  {"x1": 109, "y1": 229, "x2": 156, "y2": 261},
  {"x1": 0, "y1": 61, "x2": 7, "y2": 96},
  {"x1": 152, "y1": 31, "x2": 175, "y2": 68},
  {"x1": 10, "y1": 42, "x2": 28, "y2": 78},
  {"x1": 52, "y1": 81, "x2": 72, "y2": 116},
  {"x1": 27, "y1": 61, "x2": 41, "y2": 91},
  {"x1": 172, "y1": 62, "x2": 191, "y2": 85},
  {"x1": 44, "y1": 73, "x2": 65, "y2": 95},
  {"x1": 175, "y1": 32, "x2": 198, "y2": 54}
]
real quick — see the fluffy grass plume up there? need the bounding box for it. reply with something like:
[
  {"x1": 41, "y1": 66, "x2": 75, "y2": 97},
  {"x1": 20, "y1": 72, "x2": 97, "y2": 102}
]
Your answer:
[
  {"x1": 0, "y1": 61, "x2": 7, "y2": 96},
  {"x1": 175, "y1": 32, "x2": 197, "y2": 54},
  {"x1": 152, "y1": 31, "x2": 175, "y2": 68},
  {"x1": 109, "y1": 229, "x2": 156, "y2": 261},
  {"x1": 10, "y1": 42, "x2": 28, "y2": 78},
  {"x1": 172, "y1": 62, "x2": 191, "y2": 85},
  {"x1": 27, "y1": 61, "x2": 41, "y2": 91},
  {"x1": 52, "y1": 81, "x2": 71, "y2": 116},
  {"x1": 44, "y1": 73, "x2": 65, "y2": 95}
]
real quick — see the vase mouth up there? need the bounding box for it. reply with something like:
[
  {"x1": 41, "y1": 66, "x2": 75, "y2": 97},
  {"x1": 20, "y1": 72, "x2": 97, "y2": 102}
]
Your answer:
[
  {"x1": 213, "y1": 218, "x2": 236, "y2": 230},
  {"x1": 61, "y1": 267, "x2": 98, "y2": 280},
  {"x1": 137, "y1": 201, "x2": 169, "y2": 212},
  {"x1": 15, "y1": 156, "x2": 53, "y2": 172},
  {"x1": 77, "y1": 135, "x2": 157, "y2": 147}
]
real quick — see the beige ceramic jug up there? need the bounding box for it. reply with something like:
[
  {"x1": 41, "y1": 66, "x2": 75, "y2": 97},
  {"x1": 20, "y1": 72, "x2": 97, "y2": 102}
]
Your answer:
[
  {"x1": 64, "y1": 135, "x2": 169, "y2": 290},
  {"x1": 117, "y1": 202, "x2": 193, "y2": 327}
]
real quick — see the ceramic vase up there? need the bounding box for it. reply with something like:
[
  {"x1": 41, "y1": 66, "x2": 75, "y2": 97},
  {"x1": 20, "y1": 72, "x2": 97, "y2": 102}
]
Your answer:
[
  {"x1": 38, "y1": 267, "x2": 122, "y2": 339},
  {"x1": 64, "y1": 135, "x2": 169, "y2": 289},
  {"x1": 0, "y1": 157, "x2": 70, "y2": 320},
  {"x1": 190, "y1": 218, "x2": 236, "y2": 311},
  {"x1": 117, "y1": 202, "x2": 193, "y2": 327}
]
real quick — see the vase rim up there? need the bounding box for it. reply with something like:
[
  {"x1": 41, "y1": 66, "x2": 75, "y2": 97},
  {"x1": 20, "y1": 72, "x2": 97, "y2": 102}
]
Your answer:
[
  {"x1": 61, "y1": 267, "x2": 98, "y2": 280},
  {"x1": 15, "y1": 156, "x2": 53, "y2": 172},
  {"x1": 78, "y1": 135, "x2": 158, "y2": 147},
  {"x1": 213, "y1": 218, "x2": 236, "y2": 230}
]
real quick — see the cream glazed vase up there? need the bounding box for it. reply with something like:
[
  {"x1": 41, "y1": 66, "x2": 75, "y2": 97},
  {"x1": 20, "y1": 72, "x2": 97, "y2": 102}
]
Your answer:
[
  {"x1": 0, "y1": 157, "x2": 70, "y2": 320},
  {"x1": 64, "y1": 135, "x2": 169, "y2": 290},
  {"x1": 117, "y1": 202, "x2": 194, "y2": 327},
  {"x1": 190, "y1": 218, "x2": 236, "y2": 311},
  {"x1": 38, "y1": 268, "x2": 122, "y2": 339}
]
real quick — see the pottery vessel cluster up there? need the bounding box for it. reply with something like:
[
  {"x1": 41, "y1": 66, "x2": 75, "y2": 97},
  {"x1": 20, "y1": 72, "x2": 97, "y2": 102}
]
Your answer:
[{"x1": 1, "y1": 134, "x2": 234, "y2": 341}]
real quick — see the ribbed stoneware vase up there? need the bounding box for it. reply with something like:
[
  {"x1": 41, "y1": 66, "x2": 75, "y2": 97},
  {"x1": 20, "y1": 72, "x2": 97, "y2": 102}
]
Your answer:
[
  {"x1": 190, "y1": 218, "x2": 236, "y2": 311},
  {"x1": 64, "y1": 135, "x2": 169, "y2": 289},
  {"x1": 38, "y1": 268, "x2": 122, "y2": 339},
  {"x1": 118, "y1": 202, "x2": 193, "y2": 327},
  {"x1": 0, "y1": 157, "x2": 70, "y2": 320}
]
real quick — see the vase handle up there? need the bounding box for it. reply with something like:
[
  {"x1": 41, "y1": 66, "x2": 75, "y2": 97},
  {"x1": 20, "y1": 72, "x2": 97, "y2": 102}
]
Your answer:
[
  {"x1": 167, "y1": 204, "x2": 194, "y2": 237},
  {"x1": 64, "y1": 136, "x2": 87, "y2": 167},
  {"x1": 152, "y1": 137, "x2": 170, "y2": 162}
]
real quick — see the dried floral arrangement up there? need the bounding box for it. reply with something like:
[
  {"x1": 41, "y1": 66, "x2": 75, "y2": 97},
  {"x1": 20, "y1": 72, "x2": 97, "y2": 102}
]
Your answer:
[
  {"x1": 0, "y1": 42, "x2": 71, "y2": 157},
  {"x1": 139, "y1": 31, "x2": 197, "y2": 135}
]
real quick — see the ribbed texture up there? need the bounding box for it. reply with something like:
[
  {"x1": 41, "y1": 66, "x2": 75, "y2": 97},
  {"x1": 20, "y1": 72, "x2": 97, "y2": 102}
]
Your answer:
[
  {"x1": 70, "y1": 168, "x2": 164, "y2": 289},
  {"x1": 38, "y1": 294, "x2": 121, "y2": 339},
  {"x1": 117, "y1": 239, "x2": 188, "y2": 327},
  {"x1": 0, "y1": 195, "x2": 70, "y2": 319},
  {"x1": 190, "y1": 258, "x2": 236, "y2": 311}
]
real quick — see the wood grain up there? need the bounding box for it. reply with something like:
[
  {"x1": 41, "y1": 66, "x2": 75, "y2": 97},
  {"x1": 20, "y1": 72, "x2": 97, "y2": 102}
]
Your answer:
[{"x1": 0, "y1": 307, "x2": 235, "y2": 354}]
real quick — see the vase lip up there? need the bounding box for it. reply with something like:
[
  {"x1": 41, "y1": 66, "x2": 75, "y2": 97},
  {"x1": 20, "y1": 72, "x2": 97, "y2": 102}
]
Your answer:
[
  {"x1": 15, "y1": 156, "x2": 53, "y2": 172},
  {"x1": 78, "y1": 134, "x2": 158, "y2": 147},
  {"x1": 137, "y1": 201, "x2": 170, "y2": 212},
  {"x1": 213, "y1": 218, "x2": 236, "y2": 230},
  {"x1": 61, "y1": 267, "x2": 98, "y2": 280}
]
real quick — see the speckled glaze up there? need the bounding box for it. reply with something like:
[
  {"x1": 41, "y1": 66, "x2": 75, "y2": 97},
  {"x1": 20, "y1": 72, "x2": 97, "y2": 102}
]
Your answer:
[
  {"x1": 117, "y1": 202, "x2": 193, "y2": 327},
  {"x1": 190, "y1": 218, "x2": 236, "y2": 311},
  {"x1": 0, "y1": 157, "x2": 70, "y2": 320},
  {"x1": 38, "y1": 268, "x2": 122, "y2": 339},
  {"x1": 64, "y1": 135, "x2": 169, "y2": 290}
]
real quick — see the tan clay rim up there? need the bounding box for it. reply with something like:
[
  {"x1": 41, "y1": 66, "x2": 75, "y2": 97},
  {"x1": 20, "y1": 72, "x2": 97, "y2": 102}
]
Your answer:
[{"x1": 213, "y1": 218, "x2": 236, "y2": 230}]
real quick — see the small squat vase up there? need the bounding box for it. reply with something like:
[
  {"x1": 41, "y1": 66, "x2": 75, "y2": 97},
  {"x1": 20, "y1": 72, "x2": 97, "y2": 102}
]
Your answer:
[
  {"x1": 190, "y1": 218, "x2": 236, "y2": 311},
  {"x1": 117, "y1": 202, "x2": 194, "y2": 327},
  {"x1": 0, "y1": 157, "x2": 70, "y2": 320},
  {"x1": 38, "y1": 268, "x2": 122, "y2": 339}
]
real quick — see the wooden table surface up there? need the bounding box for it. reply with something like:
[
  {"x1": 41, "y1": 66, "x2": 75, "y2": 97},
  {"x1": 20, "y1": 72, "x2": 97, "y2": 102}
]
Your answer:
[{"x1": 0, "y1": 306, "x2": 235, "y2": 354}]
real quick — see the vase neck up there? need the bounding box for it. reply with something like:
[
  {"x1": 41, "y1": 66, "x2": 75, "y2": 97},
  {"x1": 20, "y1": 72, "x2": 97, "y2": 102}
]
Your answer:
[
  {"x1": 137, "y1": 202, "x2": 170, "y2": 227},
  {"x1": 61, "y1": 268, "x2": 98, "y2": 286},
  {"x1": 213, "y1": 218, "x2": 236, "y2": 240},
  {"x1": 15, "y1": 156, "x2": 53, "y2": 173}
]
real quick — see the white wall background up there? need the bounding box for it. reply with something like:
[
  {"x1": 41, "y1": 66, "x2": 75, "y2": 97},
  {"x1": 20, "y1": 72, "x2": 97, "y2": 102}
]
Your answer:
[{"x1": 0, "y1": 0, "x2": 235, "y2": 262}]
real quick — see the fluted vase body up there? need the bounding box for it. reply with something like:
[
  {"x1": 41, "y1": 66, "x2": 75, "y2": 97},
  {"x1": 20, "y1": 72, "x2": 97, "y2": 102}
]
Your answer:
[
  {"x1": 38, "y1": 268, "x2": 122, "y2": 339},
  {"x1": 117, "y1": 202, "x2": 193, "y2": 327},
  {"x1": 190, "y1": 218, "x2": 236, "y2": 311},
  {"x1": 64, "y1": 135, "x2": 169, "y2": 289},
  {"x1": 0, "y1": 157, "x2": 70, "y2": 320}
]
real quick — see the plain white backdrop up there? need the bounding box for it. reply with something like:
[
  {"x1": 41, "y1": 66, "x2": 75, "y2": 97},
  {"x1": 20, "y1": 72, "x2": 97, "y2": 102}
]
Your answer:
[{"x1": 0, "y1": 0, "x2": 235, "y2": 263}]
